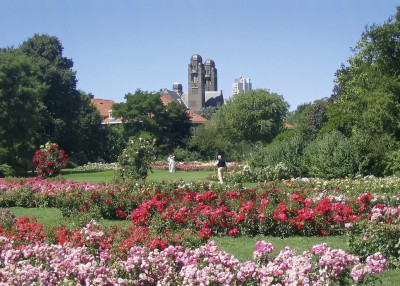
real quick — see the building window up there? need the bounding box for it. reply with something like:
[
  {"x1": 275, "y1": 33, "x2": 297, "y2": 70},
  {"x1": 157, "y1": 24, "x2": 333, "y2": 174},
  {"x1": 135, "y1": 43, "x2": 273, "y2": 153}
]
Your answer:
[{"x1": 108, "y1": 110, "x2": 114, "y2": 120}]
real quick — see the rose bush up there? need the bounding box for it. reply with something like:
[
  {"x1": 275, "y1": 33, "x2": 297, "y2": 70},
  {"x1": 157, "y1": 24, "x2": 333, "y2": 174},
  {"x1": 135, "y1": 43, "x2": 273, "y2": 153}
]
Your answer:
[
  {"x1": 0, "y1": 219, "x2": 387, "y2": 285},
  {"x1": 32, "y1": 142, "x2": 68, "y2": 178}
]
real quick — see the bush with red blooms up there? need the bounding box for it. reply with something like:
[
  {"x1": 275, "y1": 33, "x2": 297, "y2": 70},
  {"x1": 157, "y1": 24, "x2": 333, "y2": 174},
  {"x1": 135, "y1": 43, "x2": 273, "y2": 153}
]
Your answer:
[
  {"x1": 130, "y1": 188, "x2": 380, "y2": 239},
  {"x1": 32, "y1": 142, "x2": 68, "y2": 178}
]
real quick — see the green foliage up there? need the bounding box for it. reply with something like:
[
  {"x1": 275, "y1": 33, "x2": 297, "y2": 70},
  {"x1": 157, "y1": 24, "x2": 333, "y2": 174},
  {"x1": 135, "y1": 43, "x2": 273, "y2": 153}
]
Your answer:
[
  {"x1": 112, "y1": 89, "x2": 191, "y2": 154},
  {"x1": 67, "y1": 91, "x2": 105, "y2": 164},
  {"x1": 115, "y1": 138, "x2": 157, "y2": 182},
  {"x1": 224, "y1": 162, "x2": 291, "y2": 183},
  {"x1": 188, "y1": 123, "x2": 231, "y2": 160},
  {"x1": 1, "y1": 35, "x2": 107, "y2": 174},
  {"x1": 303, "y1": 130, "x2": 362, "y2": 179},
  {"x1": 17, "y1": 34, "x2": 105, "y2": 163},
  {"x1": 64, "y1": 207, "x2": 103, "y2": 229},
  {"x1": 172, "y1": 146, "x2": 202, "y2": 162},
  {"x1": 33, "y1": 142, "x2": 68, "y2": 178},
  {"x1": 288, "y1": 100, "x2": 328, "y2": 142},
  {"x1": 98, "y1": 125, "x2": 127, "y2": 163},
  {"x1": 199, "y1": 105, "x2": 219, "y2": 119},
  {"x1": 348, "y1": 221, "x2": 400, "y2": 268},
  {"x1": 0, "y1": 49, "x2": 46, "y2": 175},
  {"x1": 0, "y1": 208, "x2": 16, "y2": 231},
  {"x1": 0, "y1": 164, "x2": 14, "y2": 178},
  {"x1": 247, "y1": 135, "x2": 306, "y2": 177},
  {"x1": 214, "y1": 89, "x2": 289, "y2": 144},
  {"x1": 326, "y1": 8, "x2": 400, "y2": 141},
  {"x1": 384, "y1": 149, "x2": 400, "y2": 176}
]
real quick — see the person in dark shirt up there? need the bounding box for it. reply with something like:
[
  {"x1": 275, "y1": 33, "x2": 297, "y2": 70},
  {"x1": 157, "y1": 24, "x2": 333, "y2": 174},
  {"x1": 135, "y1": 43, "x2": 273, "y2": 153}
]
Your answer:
[{"x1": 216, "y1": 155, "x2": 226, "y2": 184}]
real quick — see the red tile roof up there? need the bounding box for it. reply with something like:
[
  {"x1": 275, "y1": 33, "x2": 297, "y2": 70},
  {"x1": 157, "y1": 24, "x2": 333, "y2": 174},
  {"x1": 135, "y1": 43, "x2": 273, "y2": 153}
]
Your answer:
[
  {"x1": 91, "y1": 99, "x2": 122, "y2": 124},
  {"x1": 160, "y1": 96, "x2": 207, "y2": 124},
  {"x1": 92, "y1": 97, "x2": 207, "y2": 125},
  {"x1": 284, "y1": 123, "x2": 294, "y2": 129}
]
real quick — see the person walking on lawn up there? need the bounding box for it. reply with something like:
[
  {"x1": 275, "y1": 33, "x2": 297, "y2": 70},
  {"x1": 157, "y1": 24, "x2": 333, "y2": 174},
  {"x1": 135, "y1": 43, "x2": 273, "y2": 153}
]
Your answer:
[{"x1": 216, "y1": 155, "x2": 226, "y2": 184}]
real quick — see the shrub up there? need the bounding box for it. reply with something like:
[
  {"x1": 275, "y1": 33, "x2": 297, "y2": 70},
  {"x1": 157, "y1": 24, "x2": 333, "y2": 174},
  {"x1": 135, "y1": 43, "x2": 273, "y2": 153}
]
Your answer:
[
  {"x1": 114, "y1": 138, "x2": 156, "y2": 182},
  {"x1": 172, "y1": 146, "x2": 202, "y2": 162},
  {"x1": 384, "y1": 149, "x2": 400, "y2": 176},
  {"x1": 0, "y1": 164, "x2": 14, "y2": 178},
  {"x1": 302, "y1": 131, "x2": 362, "y2": 179},
  {"x1": 347, "y1": 205, "x2": 400, "y2": 268},
  {"x1": 247, "y1": 135, "x2": 306, "y2": 177},
  {"x1": 0, "y1": 208, "x2": 16, "y2": 231},
  {"x1": 32, "y1": 142, "x2": 68, "y2": 178}
]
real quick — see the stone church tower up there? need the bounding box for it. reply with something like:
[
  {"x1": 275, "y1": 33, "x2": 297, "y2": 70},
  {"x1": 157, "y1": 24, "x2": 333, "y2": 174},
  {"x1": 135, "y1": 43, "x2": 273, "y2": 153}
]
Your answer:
[
  {"x1": 204, "y1": 59, "x2": 217, "y2": 92},
  {"x1": 187, "y1": 54, "x2": 206, "y2": 112},
  {"x1": 163, "y1": 54, "x2": 223, "y2": 113}
]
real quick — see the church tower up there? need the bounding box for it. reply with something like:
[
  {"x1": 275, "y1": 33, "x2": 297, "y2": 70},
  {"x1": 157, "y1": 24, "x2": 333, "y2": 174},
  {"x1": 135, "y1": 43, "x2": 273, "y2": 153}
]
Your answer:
[
  {"x1": 204, "y1": 59, "x2": 217, "y2": 91},
  {"x1": 188, "y1": 54, "x2": 205, "y2": 113}
]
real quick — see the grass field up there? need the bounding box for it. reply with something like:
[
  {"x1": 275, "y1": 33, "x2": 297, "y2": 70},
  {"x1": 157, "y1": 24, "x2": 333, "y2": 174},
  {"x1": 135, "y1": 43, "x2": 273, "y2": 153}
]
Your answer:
[
  {"x1": 5, "y1": 169, "x2": 400, "y2": 285},
  {"x1": 61, "y1": 168, "x2": 214, "y2": 184}
]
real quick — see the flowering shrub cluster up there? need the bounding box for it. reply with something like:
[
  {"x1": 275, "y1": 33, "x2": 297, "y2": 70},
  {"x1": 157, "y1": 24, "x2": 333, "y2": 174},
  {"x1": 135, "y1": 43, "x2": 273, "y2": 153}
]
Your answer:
[
  {"x1": 131, "y1": 187, "x2": 399, "y2": 239},
  {"x1": 115, "y1": 138, "x2": 156, "y2": 181},
  {"x1": 0, "y1": 219, "x2": 387, "y2": 285},
  {"x1": 217, "y1": 162, "x2": 291, "y2": 182},
  {"x1": 1, "y1": 177, "x2": 399, "y2": 233},
  {"x1": 74, "y1": 162, "x2": 118, "y2": 171},
  {"x1": 347, "y1": 203, "x2": 400, "y2": 268},
  {"x1": 32, "y1": 142, "x2": 68, "y2": 178}
]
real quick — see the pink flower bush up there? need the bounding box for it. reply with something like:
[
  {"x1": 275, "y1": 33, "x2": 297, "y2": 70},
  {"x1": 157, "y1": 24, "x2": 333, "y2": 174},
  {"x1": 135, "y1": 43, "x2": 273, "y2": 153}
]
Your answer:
[{"x1": 0, "y1": 233, "x2": 387, "y2": 285}]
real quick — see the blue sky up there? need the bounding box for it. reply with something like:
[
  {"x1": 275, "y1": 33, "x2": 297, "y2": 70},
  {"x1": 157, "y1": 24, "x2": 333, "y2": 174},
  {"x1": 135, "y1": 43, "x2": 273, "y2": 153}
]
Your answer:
[{"x1": 1, "y1": 0, "x2": 398, "y2": 110}]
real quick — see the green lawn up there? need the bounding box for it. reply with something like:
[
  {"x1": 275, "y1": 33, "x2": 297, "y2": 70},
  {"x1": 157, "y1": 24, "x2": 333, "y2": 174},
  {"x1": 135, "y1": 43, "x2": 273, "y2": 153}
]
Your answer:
[
  {"x1": 60, "y1": 168, "x2": 213, "y2": 183},
  {"x1": 60, "y1": 168, "x2": 258, "y2": 188}
]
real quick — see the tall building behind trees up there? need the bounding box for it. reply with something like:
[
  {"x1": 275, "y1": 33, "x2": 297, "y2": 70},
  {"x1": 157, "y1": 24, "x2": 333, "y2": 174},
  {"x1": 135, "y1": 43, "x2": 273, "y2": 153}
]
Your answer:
[{"x1": 232, "y1": 76, "x2": 252, "y2": 95}]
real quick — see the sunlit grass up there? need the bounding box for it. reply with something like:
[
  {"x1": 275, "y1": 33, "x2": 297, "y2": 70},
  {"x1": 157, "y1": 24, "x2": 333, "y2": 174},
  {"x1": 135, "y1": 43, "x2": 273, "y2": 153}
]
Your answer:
[{"x1": 60, "y1": 168, "x2": 214, "y2": 184}]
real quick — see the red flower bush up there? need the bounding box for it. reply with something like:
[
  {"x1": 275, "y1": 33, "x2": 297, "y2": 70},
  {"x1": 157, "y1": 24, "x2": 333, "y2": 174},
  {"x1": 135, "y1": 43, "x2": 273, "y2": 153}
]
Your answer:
[
  {"x1": 32, "y1": 142, "x2": 68, "y2": 178},
  {"x1": 129, "y1": 187, "x2": 375, "y2": 239}
]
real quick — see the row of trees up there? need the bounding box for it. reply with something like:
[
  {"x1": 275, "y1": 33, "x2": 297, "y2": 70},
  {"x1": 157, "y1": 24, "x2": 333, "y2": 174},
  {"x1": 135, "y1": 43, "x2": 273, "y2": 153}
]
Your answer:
[
  {"x1": 243, "y1": 7, "x2": 400, "y2": 178},
  {"x1": 0, "y1": 34, "x2": 109, "y2": 176},
  {"x1": 0, "y1": 34, "x2": 193, "y2": 177},
  {"x1": 3, "y1": 7, "x2": 400, "y2": 178}
]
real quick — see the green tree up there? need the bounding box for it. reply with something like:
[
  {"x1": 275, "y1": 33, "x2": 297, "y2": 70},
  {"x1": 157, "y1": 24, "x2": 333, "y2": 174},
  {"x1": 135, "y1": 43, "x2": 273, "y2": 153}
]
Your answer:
[
  {"x1": 287, "y1": 99, "x2": 328, "y2": 142},
  {"x1": 326, "y1": 8, "x2": 400, "y2": 140},
  {"x1": 99, "y1": 125, "x2": 127, "y2": 163},
  {"x1": 112, "y1": 89, "x2": 191, "y2": 153},
  {"x1": 214, "y1": 89, "x2": 289, "y2": 144},
  {"x1": 302, "y1": 130, "x2": 362, "y2": 179},
  {"x1": 68, "y1": 91, "x2": 106, "y2": 164},
  {"x1": 199, "y1": 106, "x2": 219, "y2": 119},
  {"x1": 18, "y1": 34, "x2": 102, "y2": 161},
  {"x1": 188, "y1": 121, "x2": 231, "y2": 160},
  {"x1": 0, "y1": 49, "x2": 45, "y2": 175}
]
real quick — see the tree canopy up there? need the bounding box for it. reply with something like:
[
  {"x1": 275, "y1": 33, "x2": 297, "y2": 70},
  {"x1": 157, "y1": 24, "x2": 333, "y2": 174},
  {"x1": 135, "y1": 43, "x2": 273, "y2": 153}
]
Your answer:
[
  {"x1": 214, "y1": 89, "x2": 289, "y2": 144},
  {"x1": 326, "y1": 8, "x2": 400, "y2": 140},
  {"x1": 0, "y1": 34, "x2": 106, "y2": 175},
  {"x1": 0, "y1": 50, "x2": 45, "y2": 175},
  {"x1": 112, "y1": 89, "x2": 192, "y2": 153}
]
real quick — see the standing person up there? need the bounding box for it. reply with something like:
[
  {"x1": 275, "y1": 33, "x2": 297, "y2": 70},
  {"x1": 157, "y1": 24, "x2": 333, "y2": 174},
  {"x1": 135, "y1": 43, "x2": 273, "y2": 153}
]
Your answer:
[
  {"x1": 216, "y1": 155, "x2": 226, "y2": 184},
  {"x1": 167, "y1": 155, "x2": 173, "y2": 173},
  {"x1": 171, "y1": 156, "x2": 176, "y2": 173}
]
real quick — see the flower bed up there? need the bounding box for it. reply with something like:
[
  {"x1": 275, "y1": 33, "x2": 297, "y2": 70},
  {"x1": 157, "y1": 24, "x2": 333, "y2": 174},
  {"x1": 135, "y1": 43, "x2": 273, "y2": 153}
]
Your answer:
[
  {"x1": 2, "y1": 177, "x2": 398, "y2": 240},
  {"x1": 1, "y1": 176, "x2": 399, "y2": 271},
  {"x1": 0, "y1": 219, "x2": 387, "y2": 285},
  {"x1": 1, "y1": 178, "x2": 399, "y2": 234}
]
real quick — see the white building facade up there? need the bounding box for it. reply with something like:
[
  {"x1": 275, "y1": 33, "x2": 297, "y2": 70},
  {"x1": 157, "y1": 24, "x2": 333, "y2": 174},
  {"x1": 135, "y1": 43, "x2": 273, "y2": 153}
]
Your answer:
[{"x1": 232, "y1": 76, "x2": 252, "y2": 95}]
